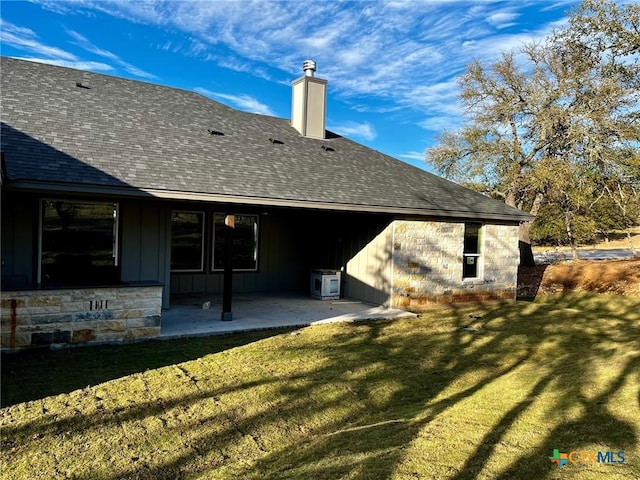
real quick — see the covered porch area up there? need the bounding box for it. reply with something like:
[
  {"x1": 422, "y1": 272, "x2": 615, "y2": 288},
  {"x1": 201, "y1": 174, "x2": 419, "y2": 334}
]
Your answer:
[{"x1": 161, "y1": 292, "x2": 416, "y2": 338}]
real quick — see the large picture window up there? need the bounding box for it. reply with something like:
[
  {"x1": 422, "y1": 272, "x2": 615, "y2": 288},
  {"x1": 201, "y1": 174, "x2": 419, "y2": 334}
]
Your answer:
[
  {"x1": 212, "y1": 213, "x2": 258, "y2": 271},
  {"x1": 463, "y1": 223, "x2": 483, "y2": 279},
  {"x1": 40, "y1": 200, "x2": 119, "y2": 286},
  {"x1": 171, "y1": 211, "x2": 205, "y2": 272}
]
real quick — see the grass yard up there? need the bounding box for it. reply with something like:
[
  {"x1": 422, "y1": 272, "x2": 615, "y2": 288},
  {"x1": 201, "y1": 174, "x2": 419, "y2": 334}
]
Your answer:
[{"x1": 1, "y1": 294, "x2": 639, "y2": 479}]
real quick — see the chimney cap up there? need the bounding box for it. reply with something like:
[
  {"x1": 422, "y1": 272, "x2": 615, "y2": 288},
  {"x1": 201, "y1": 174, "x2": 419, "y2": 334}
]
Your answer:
[{"x1": 303, "y1": 60, "x2": 316, "y2": 77}]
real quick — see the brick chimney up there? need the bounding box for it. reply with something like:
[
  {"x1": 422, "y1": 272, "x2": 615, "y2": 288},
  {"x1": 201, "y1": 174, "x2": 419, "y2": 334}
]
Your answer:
[{"x1": 291, "y1": 60, "x2": 327, "y2": 139}]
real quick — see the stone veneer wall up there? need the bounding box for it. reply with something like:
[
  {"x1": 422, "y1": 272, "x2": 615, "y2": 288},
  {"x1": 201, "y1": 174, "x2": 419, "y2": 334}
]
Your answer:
[
  {"x1": 391, "y1": 220, "x2": 519, "y2": 308},
  {"x1": 1, "y1": 285, "x2": 162, "y2": 349}
]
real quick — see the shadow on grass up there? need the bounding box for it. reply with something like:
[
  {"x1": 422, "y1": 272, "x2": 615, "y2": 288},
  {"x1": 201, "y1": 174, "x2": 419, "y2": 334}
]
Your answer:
[
  {"x1": 0, "y1": 327, "x2": 296, "y2": 407},
  {"x1": 494, "y1": 354, "x2": 640, "y2": 480},
  {"x1": 230, "y1": 296, "x2": 638, "y2": 480},
  {"x1": 2, "y1": 294, "x2": 639, "y2": 480}
]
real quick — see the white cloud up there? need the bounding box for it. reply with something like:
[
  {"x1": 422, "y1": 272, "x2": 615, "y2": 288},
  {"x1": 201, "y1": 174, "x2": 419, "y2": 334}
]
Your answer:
[
  {"x1": 419, "y1": 116, "x2": 461, "y2": 133},
  {"x1": 10, "y1": 56, "x2": 114, "y2": 72},
  {"x1": 0, "y1": 19, "x2": 77, "y2": 61},
  {"x1": 0, "y1": 18, "x2": 153, "y2": 78},
  {"x1": 194, "y1": 87, "x2": 275, "y2": 116},
  {"x1": 216, "y1": 57, "x2": 273, "y2": 82},
  {"x1": 30, "y1": 0, "x2": 578, "y2": 137},
  {"x1": 66, "y1": 29, "x2": 156, "y2": 79},
  {"x1": 403, "y1": 80, "x2": 461, "y2": 112},
  {"x1": 487, "y1": 11, "x2": 520, "y2": 29},
  {"x1": 329, "y1": 121, "x2": 377, "y2": 141},
  {"x1": 0, "y1": 19, "x2": 37, "y2": 37},
  {"x1": 397, "y1": 150, "x2": 427, "y2": 161}
]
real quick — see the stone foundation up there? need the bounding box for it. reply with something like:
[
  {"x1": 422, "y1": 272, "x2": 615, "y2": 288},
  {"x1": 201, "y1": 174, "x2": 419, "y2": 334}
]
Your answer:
[
  {"x1": 392, "y1": 288, "x2": 516, "y2": 309},
  {"x1": 1, "y1": 285, "x2": 162, "y2": 349}
]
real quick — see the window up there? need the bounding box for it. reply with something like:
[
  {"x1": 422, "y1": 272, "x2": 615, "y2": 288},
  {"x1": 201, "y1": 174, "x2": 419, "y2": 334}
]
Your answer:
[
  {"x1": 171, "y1": 211, "x2": 205, "y2": 271},
  {"x1": 212, "y1": 213, "x2": 258, "y2": 271},
  {"x1": 40, "y1": 200, "x2": 119, "y2": 286},
  {"x1": 463, "y1": 223, "x2": 482, "y2": 279}
]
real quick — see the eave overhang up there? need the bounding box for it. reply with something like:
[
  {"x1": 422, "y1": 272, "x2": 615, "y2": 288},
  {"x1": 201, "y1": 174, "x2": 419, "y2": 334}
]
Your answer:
[{"x1": 3, "y1": 180, "x2": 535, "y2": 223}]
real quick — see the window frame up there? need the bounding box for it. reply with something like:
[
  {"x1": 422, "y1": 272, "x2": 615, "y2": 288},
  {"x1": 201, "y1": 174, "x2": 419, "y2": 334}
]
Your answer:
[
  {"x1": 462, "y1": 222, "x2": 483, "y2": 280},
  {"x1": 38, "y1": 198, "x2": 120, "y2": 286},
  {"x1": 170, "y1": 210, "x2": 206, "y2": 273},
  {"x1": 211, "y1": 213, "x2": 259, "y2": 272}
]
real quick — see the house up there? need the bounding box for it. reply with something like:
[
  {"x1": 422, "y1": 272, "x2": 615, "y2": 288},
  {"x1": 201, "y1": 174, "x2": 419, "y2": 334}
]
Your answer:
[{"x1": 0, "y1": 57, "x2": 532, "y2": 349}]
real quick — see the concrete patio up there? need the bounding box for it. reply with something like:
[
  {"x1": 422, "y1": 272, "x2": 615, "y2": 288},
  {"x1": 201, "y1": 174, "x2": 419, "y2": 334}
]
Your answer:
[{"x1": 161, "y1": 293, "x2": 417, "y2": 339}]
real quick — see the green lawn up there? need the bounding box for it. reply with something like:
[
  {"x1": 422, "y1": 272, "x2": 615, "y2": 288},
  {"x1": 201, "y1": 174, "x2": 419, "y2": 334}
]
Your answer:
[{"x1": 2, "y1": 294, "x2": 639, "y2": 479}]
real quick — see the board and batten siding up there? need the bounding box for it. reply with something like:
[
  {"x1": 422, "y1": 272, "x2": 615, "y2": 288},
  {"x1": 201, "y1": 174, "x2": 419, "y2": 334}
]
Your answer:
[
  {"x1": 120, "y1": 200, "x2": 170, "y2": 308},
  {"x1": 344, "y1": 222, "x2": 393, "y2": 306},
  {"x1": 0, "y1": 193, "x2": 171, "y2": 307},
  {"x1": 0, "y1": 193, "x2": 37, "y2": 288},
  {"x1": 169, "y1": 210, "x2": 308, "y2": 297},
  {"x1": 168, "y1": 210, "x2": 397, "y2": 303}
]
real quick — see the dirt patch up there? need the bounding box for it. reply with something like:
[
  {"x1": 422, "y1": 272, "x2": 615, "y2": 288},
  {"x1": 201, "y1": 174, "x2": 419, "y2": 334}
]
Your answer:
[{"x1": 518, "y1": 258, "x2": 640, "y2": 298}]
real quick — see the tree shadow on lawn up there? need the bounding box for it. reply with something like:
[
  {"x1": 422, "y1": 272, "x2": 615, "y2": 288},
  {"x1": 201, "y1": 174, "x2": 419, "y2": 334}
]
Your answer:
[
  {"x1": 0, "y1": 327, "x2": 295, "y2": 407},
  {"x1": 229, "y1": 295, "x2": 639, "y2": 480},
  {"x1": 448, "y1": 294, "x2": 640, "y2": 480},
  {"x1": 493, "y1": 353, "x2": 639, "y2": 480},
  {"x1": 3, "y1": 295, "x2": 639, "y2": 480}
]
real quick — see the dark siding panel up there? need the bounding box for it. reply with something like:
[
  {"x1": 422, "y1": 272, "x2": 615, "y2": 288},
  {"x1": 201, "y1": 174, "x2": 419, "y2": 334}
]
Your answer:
[
  {"x1": 178, "y1": 274, "x2": 193, "y2": 294},
  {"x1": 121, "y1": 200, "x2": 167, "y2": 285},
  {"x1": 269, "y1": 212, "x2": 306, "y2": 292},
  {"x1": 166, "y1": 209, "x2": 393, "y2": 303},
  {"x1": 255, "y1": 218, "x2": 271, "y2": 291},
  {"x1": 139, "y1": 202, "x2": 161, "y2": 281},
  {"x1": 1, "y1": 192, "x2": 36, "y2": 287},
  {"x1": 160, "y1": 205, "x2": 171, "y2": 308},
  {"x1": 180, "y1": 211, "x2": 309, "y2": 296},
  {"x1": 205, "y1": 274, "x2": 222, "y2": 292},
  {"x1": 120, "y1": 201, "x2": 142, "y2": 281},
  {"x1": 192, "y1": 274, "x2": 206, "y2": 293}
]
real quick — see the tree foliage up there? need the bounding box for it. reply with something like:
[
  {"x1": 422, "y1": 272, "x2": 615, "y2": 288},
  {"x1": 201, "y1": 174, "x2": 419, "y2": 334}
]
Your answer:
[{"x1": 426, "y1": 0, "x2": 640, "y2": 259}]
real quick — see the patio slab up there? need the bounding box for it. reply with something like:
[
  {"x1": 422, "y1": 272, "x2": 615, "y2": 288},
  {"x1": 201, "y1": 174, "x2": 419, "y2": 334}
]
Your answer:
[{"x1": 161, "y1": 293, "x2": 417, "y2": 338}]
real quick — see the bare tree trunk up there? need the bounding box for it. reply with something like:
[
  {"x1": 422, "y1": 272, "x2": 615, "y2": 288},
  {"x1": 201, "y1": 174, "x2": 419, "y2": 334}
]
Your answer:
[
  {"x1": 627, "y1": 228, "x2": 639, "y2": 257},
  {"x1": 564, "y1": 212, "x2": 579, "y2": 260}
]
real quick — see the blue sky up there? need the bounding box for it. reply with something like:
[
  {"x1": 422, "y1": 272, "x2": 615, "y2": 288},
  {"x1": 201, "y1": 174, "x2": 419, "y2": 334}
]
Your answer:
[{"x1": 1, "y1": 0, "x2": 584, "y2": 170}]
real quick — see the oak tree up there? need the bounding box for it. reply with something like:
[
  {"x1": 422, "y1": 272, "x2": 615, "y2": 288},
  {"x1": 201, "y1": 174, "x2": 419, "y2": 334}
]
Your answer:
[{"x1": 426, "y1": 0, "x2": 639, "y2": 262}]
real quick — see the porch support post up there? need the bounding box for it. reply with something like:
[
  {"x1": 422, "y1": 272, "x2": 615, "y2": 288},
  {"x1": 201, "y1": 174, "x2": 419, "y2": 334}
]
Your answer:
[{"x1": 221, "y1": 214, "x2": 234, "y2": 321}]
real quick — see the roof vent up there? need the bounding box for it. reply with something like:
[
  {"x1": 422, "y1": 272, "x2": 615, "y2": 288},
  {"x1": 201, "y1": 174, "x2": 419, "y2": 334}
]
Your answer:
[
  {"x1": 208, "y1": 129, "x2": 225, "y2": 136},
  {"x1": 75, "y1": 81, "x2": 91, "y2": 89},
  {"x1": 269, "y1": 137, "x2": 284, "y2": 145},
  {"x1": 303, "y1": 60, "x2": 316, "y2": 77}
]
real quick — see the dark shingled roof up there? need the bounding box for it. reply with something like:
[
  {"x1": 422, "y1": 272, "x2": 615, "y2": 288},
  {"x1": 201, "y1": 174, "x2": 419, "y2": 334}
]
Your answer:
[{"x1": 1, "y1": 57, "x2": 531, "y2": 221}]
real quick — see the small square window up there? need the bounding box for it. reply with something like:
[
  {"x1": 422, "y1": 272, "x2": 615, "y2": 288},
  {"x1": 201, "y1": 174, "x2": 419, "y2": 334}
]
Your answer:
[{"x1": 463, "y1": 223, "x2": 482, "y2": 279}]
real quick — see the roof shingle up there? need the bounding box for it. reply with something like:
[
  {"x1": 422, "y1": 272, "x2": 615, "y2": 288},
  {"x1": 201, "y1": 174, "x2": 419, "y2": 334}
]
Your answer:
[{"x1": 1, "y1": 57, "x2": 531, "y2": 221}]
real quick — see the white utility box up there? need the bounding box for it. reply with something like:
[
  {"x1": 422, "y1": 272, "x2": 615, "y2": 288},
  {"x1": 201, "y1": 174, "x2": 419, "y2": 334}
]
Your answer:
[{"x1": 310, "y1": 269, "x2": 341, "y2": 300}]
